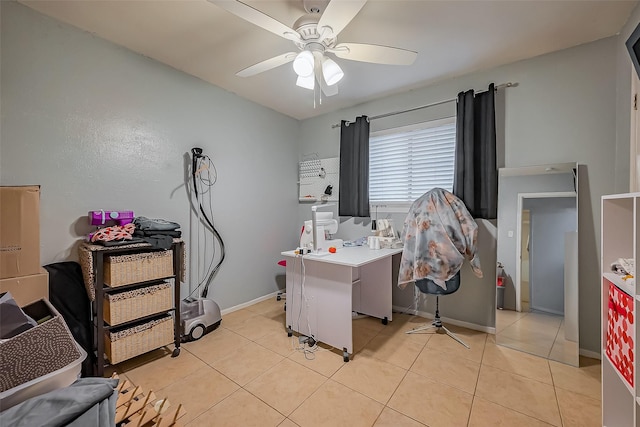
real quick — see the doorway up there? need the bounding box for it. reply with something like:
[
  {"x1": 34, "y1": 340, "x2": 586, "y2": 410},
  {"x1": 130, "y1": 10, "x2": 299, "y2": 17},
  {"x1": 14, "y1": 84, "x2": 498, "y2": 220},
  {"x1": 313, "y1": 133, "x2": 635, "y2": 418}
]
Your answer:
[
  {"x1": 515, "y1": 192, "x2": 577, "y2": 314},
  {"x1": 520, "y1": 210, "x2": 530, "y2": 312}
]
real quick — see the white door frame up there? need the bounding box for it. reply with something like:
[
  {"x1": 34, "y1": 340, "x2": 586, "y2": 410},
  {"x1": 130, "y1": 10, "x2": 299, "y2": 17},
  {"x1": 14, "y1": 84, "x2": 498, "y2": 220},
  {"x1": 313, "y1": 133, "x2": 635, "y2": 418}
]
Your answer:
[
  {"x1": 515, "y1": 191, "x2": 577, "y2": 312},
  {"x1": 631, "y1": 68, "x2": 640, "y2": 192}
]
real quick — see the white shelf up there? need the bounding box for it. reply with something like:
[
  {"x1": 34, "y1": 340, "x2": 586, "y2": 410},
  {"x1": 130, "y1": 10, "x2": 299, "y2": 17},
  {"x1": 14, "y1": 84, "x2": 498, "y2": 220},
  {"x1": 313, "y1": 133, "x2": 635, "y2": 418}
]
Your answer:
[
  {"x1": 602, "y1": 193, "x2": 638, "y2": 426},
  {"x1": 604, "y1": 353, "x2": 634, "y2": 395},
  {"x1": 603, "y1": 272, "x2": 635, "y2": 297}
]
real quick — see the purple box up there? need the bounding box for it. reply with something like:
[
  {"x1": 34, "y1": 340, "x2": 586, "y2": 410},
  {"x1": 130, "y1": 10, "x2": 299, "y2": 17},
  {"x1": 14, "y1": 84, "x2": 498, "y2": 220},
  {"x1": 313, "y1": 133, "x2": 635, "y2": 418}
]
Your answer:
[{"x1": 88, "y1": 210, "x2": 134, "y2": 226}]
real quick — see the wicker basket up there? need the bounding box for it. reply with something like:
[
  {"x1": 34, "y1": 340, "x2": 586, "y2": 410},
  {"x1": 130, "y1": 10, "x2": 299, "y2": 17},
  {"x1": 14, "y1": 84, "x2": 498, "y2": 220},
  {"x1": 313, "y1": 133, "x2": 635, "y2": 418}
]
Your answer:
[
  {"x1": 105, "y1": 315, "x2": 173, "y2": 365},
  {"x1": 104, "y1": 250, "x2": 173, "y2": 287},
  {"x1": 104, "y1": 282, "x2": 173, "y2": 326}
]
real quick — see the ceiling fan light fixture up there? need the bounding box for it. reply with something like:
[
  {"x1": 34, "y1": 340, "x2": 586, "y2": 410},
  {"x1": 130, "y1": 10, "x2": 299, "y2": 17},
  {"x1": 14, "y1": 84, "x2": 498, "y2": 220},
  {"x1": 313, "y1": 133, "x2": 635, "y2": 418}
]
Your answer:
[
  {"x1": 322, "y1": 57, "x2": 344, "y2": 86},
  {"x1": 293, "y1": 50, "x2": 315, "y2": 77},
  {"x1": 296, "y1": 74, "x2": 315, "y2": 90}
]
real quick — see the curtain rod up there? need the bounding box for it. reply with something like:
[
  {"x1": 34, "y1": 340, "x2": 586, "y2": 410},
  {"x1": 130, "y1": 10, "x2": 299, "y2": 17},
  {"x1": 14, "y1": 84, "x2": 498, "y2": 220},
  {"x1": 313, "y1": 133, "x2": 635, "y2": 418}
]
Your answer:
[{"x1": 331, "y1": 82, "x2": 515, "y2": 129}]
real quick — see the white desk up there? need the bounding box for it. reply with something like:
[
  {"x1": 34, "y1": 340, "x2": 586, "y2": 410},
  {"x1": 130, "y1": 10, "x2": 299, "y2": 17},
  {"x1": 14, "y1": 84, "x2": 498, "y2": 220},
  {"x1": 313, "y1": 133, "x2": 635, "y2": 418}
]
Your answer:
[{"x1": 281, "y1": 246, "x2": 402, "y2": 362}]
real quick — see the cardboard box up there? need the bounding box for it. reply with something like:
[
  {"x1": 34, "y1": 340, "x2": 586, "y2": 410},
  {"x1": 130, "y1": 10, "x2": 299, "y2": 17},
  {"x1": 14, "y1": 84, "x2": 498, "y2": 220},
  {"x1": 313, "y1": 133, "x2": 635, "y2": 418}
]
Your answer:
[
  {"x1": 0, "y1": 186, "x2": 40, "y2": 279},
  {"x1": 0, "y1": 268, "x2": 49, "y2": 306}
]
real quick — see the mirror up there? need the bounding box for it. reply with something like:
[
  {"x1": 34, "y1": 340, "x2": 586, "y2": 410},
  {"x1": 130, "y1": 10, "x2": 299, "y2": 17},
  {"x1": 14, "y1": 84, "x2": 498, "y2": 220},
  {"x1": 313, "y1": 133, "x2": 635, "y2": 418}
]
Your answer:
[{"x1": 495, "y1": 163, "x2": 579, "y2": 366}]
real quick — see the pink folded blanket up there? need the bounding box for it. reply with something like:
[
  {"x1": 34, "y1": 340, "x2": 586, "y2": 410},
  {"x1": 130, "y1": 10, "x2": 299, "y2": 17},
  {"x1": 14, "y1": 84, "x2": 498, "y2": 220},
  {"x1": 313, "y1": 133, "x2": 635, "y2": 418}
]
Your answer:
[{"x1": 91, "y1": 223, "x2": 135, "y2": 243}]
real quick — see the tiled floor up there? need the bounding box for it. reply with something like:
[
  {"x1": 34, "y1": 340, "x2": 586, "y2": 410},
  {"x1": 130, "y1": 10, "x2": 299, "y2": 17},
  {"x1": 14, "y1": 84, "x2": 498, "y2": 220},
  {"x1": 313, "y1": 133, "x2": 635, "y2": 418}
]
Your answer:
[
  {"x1": 495, "y1": 309, "x2": 579, "y2": 365},
  {"x1": 109, "y1": 298, "x2": 601, "y2": 426}
]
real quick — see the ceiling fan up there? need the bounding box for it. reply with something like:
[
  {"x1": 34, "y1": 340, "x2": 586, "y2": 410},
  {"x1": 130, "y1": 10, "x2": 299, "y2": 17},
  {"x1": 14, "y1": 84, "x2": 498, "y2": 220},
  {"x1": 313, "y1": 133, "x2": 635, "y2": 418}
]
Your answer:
[{"x1": 208, "y1": 0, "x2": 418, "y2": 96}]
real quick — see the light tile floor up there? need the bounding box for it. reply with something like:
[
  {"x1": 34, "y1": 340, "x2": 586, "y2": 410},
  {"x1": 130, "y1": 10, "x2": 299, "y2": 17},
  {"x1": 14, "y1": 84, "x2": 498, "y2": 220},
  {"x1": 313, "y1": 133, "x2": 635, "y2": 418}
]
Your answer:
[
  {"x1": 496, "y1": 309, "x2": 579, "y2": 365},
  {"x1": 109, "y1": 298, "x2": 601, "y2": 426}
]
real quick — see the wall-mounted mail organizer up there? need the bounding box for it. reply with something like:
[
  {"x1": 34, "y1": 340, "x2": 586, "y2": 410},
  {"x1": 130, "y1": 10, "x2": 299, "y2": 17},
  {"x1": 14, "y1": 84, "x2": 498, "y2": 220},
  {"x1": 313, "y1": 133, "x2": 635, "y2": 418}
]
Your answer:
[{"x1": 298, "y1": 157, "x2": 339, "y2": 202}]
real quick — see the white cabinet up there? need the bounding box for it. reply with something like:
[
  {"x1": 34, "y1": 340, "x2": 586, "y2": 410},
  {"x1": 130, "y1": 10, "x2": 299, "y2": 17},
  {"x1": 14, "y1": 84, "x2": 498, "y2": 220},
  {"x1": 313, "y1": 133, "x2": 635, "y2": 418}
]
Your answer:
[{"x1": 602, "y1": 194, "x2": 640, "y2": 426}]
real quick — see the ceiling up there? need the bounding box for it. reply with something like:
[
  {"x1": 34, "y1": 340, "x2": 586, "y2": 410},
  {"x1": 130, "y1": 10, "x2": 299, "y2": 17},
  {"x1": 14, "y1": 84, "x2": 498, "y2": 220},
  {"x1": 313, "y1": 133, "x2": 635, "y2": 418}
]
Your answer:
[{"x1": 19, "y1": 0, "x2": 638, "y2": 120}]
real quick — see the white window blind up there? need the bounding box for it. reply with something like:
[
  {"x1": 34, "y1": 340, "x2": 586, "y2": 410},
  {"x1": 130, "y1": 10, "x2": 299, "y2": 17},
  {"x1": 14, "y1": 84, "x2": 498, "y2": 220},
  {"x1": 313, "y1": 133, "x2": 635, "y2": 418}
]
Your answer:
[{"x1": 369, "y1": 118, "x2": 456, "y2": 204}]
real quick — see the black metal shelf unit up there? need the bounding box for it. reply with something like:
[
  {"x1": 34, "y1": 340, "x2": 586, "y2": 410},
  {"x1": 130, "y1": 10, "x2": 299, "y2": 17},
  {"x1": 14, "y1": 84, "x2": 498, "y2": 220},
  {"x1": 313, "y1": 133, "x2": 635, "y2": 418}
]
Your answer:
[{"x1": 87, "y1": 241, "x2": 183, "y2": 377}]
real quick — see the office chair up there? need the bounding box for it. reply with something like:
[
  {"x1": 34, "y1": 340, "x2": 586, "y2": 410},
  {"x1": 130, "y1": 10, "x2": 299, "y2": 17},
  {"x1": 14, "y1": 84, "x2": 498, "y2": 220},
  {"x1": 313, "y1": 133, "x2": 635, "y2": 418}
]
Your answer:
[{"x1": 406, "y1": 271, "x2": 470, "y2": 349}]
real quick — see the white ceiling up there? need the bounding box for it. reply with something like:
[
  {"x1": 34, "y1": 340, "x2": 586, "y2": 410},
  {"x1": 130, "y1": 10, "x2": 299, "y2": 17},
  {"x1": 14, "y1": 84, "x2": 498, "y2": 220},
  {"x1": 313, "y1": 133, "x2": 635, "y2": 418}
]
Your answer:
[{"x1": 19, "y1": 0, "x2": 638, "y2": 120}]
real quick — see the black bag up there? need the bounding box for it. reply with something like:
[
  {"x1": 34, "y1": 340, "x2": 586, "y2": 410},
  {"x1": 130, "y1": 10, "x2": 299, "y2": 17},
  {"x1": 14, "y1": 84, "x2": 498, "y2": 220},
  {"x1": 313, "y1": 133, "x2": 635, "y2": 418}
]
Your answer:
[{"x1": 44, "y1": 261, "x2": 95, "y2": 377}]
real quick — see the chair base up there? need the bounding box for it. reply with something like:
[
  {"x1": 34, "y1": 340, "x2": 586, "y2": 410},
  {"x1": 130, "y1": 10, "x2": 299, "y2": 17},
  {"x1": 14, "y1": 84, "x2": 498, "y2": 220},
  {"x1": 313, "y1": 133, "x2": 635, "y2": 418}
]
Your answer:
[
  {"x1": 406, "y1": 320, "x2": 470, "y2": 349},
  {"x1": 406, "y1": 294, "x2": 469, "y2": 349}
]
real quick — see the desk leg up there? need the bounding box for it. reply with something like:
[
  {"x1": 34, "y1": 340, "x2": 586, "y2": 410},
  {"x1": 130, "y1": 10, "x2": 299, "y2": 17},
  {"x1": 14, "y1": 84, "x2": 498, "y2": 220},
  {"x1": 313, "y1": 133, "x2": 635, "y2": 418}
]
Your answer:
[
  {"x1": 358, "y1": 257, "x2": 393, "y2": 323},
  {"x1": 285, "y1": 258, "x2": 294, "y2": 337}
]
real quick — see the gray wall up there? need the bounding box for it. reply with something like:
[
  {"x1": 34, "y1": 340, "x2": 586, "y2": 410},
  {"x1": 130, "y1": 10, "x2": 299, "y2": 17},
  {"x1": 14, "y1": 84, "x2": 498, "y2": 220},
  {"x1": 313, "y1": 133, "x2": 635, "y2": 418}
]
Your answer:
[
  {"x1": 0, "y1": 1, "x2": 301, "y2": 309},
  {"x1": 299, "y1": 37, "x2": 620, "y2": 353}
]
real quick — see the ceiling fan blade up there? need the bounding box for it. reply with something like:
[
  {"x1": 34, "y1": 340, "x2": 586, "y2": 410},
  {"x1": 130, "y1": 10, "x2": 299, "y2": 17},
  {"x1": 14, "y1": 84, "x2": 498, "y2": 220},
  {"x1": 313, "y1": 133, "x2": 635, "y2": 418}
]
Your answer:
[
  {"x1": 317, "y1": 0, "x2": 367, "y2": 39},
  {"x1": 312, "y1": 51, "x2": 338, "y2": 97},
  {"x1": 236, "y1": 52, "x2": 297, "y2": 77},
  {"x1": 330, "y1": 43, "x2": 417, "y2": 65},
  {"x1": 208, "y1": 0, "x2": 301, "y2": 42}
]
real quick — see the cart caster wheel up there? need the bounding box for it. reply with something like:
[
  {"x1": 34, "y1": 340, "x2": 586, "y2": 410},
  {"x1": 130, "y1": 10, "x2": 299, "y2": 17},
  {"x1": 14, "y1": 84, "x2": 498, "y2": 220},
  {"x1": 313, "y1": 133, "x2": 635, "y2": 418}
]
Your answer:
[
  {"x1": 382, "y1": 317, "x2": 388, "y2": 325},
  {"x1": 277, "y1": 295, "x2": 282, "y2": 301},
  {"x1": 343, "y1": 348, "x2": 350, "y2": 362},
  {"x1": 287, "y1": 326, "x2": 293, "y2": 337},
  {"x1": 172, "y1": 348, "x2": 181, "y2": 357}
]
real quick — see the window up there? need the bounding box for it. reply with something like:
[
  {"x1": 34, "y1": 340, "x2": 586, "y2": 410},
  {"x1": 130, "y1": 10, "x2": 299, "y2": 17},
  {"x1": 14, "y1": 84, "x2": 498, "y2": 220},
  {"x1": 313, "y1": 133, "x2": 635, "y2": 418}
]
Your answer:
[{"x1": 369, "y1": 117, "x2": 456, "y2": 210}]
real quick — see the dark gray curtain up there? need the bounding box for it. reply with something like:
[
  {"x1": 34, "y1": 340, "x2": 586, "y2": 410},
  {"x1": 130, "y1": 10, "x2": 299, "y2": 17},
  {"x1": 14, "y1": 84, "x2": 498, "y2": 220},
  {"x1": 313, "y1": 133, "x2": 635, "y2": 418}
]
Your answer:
[
  {"x1": 453, "y1": 83, "x2": 497, "y2": 219},
  {"x1": 339, "y1": 116, "x2": 370, "y2": 217}
]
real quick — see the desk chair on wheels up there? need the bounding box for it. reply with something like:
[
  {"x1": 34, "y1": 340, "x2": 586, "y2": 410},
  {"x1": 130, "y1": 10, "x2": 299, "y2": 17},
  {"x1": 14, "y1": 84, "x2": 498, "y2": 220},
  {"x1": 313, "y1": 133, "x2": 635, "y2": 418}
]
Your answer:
[{"x1": 406, "y1": 271, "x2": 469, "y2": 349}]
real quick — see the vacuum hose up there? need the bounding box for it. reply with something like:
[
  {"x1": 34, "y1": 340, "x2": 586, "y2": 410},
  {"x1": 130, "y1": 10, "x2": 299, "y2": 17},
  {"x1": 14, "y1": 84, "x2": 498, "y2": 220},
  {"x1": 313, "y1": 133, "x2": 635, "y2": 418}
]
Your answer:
[{"x1": 191, "y1": 147, "x2": 225, "y2": 298}]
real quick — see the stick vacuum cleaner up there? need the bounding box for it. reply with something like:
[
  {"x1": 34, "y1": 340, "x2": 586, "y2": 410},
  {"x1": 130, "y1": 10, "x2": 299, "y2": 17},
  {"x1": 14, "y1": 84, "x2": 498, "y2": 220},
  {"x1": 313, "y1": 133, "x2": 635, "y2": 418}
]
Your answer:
[{"x1": 181, "y1": 147, "x2": 224, "y2": 341}]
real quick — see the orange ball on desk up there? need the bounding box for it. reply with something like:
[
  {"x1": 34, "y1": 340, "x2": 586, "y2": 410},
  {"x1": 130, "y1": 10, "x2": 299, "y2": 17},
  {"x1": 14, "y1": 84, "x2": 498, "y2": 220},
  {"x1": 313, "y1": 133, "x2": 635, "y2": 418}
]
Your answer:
[{"x1": 328, "y1": 246, "x2": 336, "y2": 253}]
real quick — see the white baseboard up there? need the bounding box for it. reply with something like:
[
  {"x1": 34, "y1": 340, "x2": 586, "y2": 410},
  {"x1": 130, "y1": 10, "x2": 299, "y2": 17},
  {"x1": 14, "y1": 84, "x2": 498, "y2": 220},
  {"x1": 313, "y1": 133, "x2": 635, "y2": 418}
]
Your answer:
[
  {"x1": 579, "y1": 348, "x2": 601, "y2": 360},
  {"x1": 392, "y1": 305, "x2": 496, "y2": 334},
  {"x1": 220, "y1": 290, "x2": 282, "y2": 315}
]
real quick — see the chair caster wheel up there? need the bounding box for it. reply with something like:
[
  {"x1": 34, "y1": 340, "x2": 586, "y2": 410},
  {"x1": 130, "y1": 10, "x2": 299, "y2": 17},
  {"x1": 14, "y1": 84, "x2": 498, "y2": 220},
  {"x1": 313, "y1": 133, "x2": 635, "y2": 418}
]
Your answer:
[{"x1": 172, "y1": 348, "x2": 180, "y2": 357}]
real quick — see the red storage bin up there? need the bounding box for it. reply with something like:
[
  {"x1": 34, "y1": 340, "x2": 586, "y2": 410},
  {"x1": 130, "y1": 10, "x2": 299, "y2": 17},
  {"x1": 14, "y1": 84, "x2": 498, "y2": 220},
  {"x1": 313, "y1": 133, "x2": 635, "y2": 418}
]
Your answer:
[{"x1": 606, "y1": 280, "x2": 635, "y2": 388}]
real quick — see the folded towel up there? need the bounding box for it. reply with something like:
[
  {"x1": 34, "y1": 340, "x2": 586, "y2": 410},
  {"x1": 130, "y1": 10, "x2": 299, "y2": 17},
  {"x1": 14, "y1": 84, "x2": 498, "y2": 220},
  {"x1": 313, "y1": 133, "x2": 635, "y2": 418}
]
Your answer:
[{"x1": 133, "y1": 216, "x2": 180, "y2": 232}]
